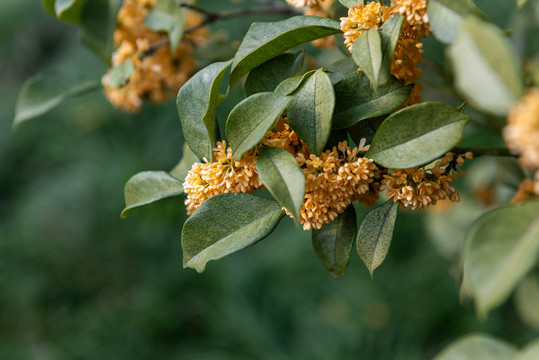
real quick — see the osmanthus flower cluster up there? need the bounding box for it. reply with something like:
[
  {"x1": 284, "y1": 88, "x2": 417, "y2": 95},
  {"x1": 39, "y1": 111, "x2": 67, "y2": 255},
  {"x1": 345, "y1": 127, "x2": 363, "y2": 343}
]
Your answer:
[
  {"x1": 340, "y1": 0, "x2": 430, "y2": 105},
  {"x1": 102, "y1": 0, "x2": 209, "y2": 113},
  {"x1": 504, "y1": 88, "x2": 539, "y2": 202}
]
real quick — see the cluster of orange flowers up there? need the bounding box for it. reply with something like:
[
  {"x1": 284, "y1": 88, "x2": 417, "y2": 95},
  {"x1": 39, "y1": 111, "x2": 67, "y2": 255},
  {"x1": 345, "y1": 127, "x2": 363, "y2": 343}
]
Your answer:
[
  {"x1": 286, "y1": 0, "x2": 335, "y2": 48},
  {"x1": 102, "y1": 0, "x2": 208, "y2": 113},
  {"x1": 504, "y1": 88, "x2": 539, "y2": 203},
  {"x1": 183, "y1": 119, "x2": 378, "y2": 230},
  {"x1": 340, "y1": 0, "x2": 430, "y2": 105},
  {"x1": 381, "y1": 152, "x2": 472, "y2": 210}
]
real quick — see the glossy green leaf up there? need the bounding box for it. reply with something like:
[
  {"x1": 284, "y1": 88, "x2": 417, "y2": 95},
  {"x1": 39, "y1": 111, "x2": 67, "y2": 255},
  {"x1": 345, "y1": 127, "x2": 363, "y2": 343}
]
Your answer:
[
  {"x1": 244, "y1": 51, "x2": 305, "y2": 97},
  {"x1": 433, "y1": 334, "x2": 518, "y2": 360},
  {"x1": 448, "y1": 16, "x2": 524, "y2": 116},
  {"x1": 339, "y1": 0, "x2": 362, "y2": 8},
  {"x1": 312, "y1": 205, "x2": 357, "y2": 279},
  {"x1": 378, "y1": 13, "x2": 404, "y2": 85},
  {"x1": 13, "y1": 72, "x2": 100, "y2": 127},
  {"x1": 226, "y1": 92, "x2": 293, "y2": 161},
  {"x1": 287, "y1": 69, "x2": 335, "y2": 156},
  {"x1": 514, "y1": 340, "x2": 539, "y2": 360},
  {"x1": 514, "y1": 274, "x2": 539, "y2": 330},
  {"x1": 54, "y1": 0, "x2": 84, "y2": 23},
  {"x1": 332, "y1": 71, "x2": 411, "y2": 129},
  {"x1": 169, "y1": 143, "x2": 199, "y2": 181},
  {"x1": 121, "y1": 171, "x2": 185, "y2": 218},
  {"x1": 366, "y1": 102, "x2": 470, "y2": 169},
  {"x1": 257, "y1": 147, "x2": 305, "y2": 226},
  {"x1": 80, "y1": 0, "x2": 121, "y2": 62},
  {"x1": 356, "y1": 199, "x2": 399, "y2": 277},
  {"x1": 229, "y1": 16, "x2": 341, "y2": 85},
  {"x1": 144, "y1": 0, "x2": 185, "y2": 53},
  {"x1": 274, "y1": 70, "x2": 316, "y2": 96},
  {"x1": 352, "y1": 27, "x2": 383, "y2": 89},
  {"x1": 107, "y1": 59, "x2": 134, "y2": 87},
  {"x1": 182, "y1": 193, "x2": 285, "y2": 273},
  {"x1": 428, "y1": 0, "x2": 474, "y2": 44},
  {"x1": 177, "y1": 60, "x2": 232, "y2": 162},
  {"x1": 462, "y1": 201, "x2": 539, "y2": 317}
]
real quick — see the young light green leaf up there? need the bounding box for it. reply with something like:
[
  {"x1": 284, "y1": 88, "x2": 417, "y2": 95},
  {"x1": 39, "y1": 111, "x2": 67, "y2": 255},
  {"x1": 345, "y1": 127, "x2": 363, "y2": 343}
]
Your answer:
[
  {"x1": 352, "y1": 27, "x2": 383, "y2": 89},
  {"x1": 356, "y1": 199, "x2": 399, "y2": 277},
  {"x1": 462, "y1": 201, "x2": 539, "y2": 317},
  {"x1": 177, "y1": 60, "x2": 232, "y2": 162},
  {"x1": 433, "y1": 334, "x2": 518, "y2": 360},
  {"x1": 230, "y1": 16, "x2": 341, "y2": 85},
  {"x1": 274, "y1": 70, "x2": 316, "y2": 96},
  {"x1": 365, "y1": 102, "x2": 470, "y2": 169},
  {"x1": 312, "y1": 205, "x2": 357, "y2": 279},
  {"x1": 226, "y1": 92, "x2": 293, "y2": 161},
  {"x1": 244, "y1": 51, "x2": 305, "y2": 97},
  {"x1": 332, "y1": 71, "x2": 411, "y2": 129},
  {"x1": 182, "y1": 193, "x2": 285, "y2": 273},
  {"x1": 427, "y1": 0, "x2": 474, "y2": 44},
  {"x1": 121, "y1": 171, "x2": 185, "y2": 218},
  {"x1": 378, "y1": 13, "x2": 404, "y2": 85},
  {"x1": 13, "y1": 72, "x2": 100, "y2": 128},
  {"x1": 144, "y1": 0, "x2": 185, "y2": 53},
  {"x1": 107, "y1": 59, "x2": 134, "y2": 87},
  {"x1": 339, "y1": 0, "x2": 362, "y2": 8},
  {"x1": 169, "y1": 143, "x2": 199, "y2": 181},
  {"x1": 287, "y1": 69, "x2": 335, "y2": 156},
  {"x1": 54, "y1": 0, "x2": 84, "y2": 23},
  {"x1": 448, "y1": 16, "x2": 524, "y2": 116},
  {"x1": 514, "y1": 340, "x2": 539, "y2": 360},
  {"x1": 79, "y1": 0, "x2": 121, "y2": 63},
  {"x1": 257, "y1": 147, "x2": 305, "y2": 227}
]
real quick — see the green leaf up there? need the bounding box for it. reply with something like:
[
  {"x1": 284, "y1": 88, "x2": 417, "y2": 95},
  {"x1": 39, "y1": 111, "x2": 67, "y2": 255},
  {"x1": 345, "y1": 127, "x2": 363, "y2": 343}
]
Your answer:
[
  {"x1": 428, "y1": 0, "x2": 473, "y2": 44},
  {"x1": 244, "y1": 51, "x2": 305, "y2": 97},
  {"x1": 448, "y1": 16, "x2": 524, "y2": 116},
  {"x1": 347, "y1": 116, "x2": 385, "y2": 145},
  {"x1": 274, "y1": 70, "x2": 316, "y2": 96},
  {"x1": 514, "y1": 340, "x2": 539, "y2": 360},
  {"x1": 144, "y1": 0, "x2": 185, "y2": 53},
  {"x1": 365, "y1": 102, "x2": 470, "y2": 169},
  {"x1": 226, "y1": 92, "x2": 293, "y2": 161},
  {"x1": 54, "y1": 0, "x2": 85, "y2": 23},
  {"x1": 79, "y1": 0, "x2": 121, "y2": 62},
  {"x1": 339, "y1": 0, "x2": 362, "y2": 8},
  {"x1": 229, "y1": 16, "x2": 341, "y2": 86},
  {"x1": 356, "y1": 199, "x2": 399, "y2": 277},
  {"x1": 13, "y1": 72, "x2": 100, "y2": 128},
  {"x1": 312, "y1": 205, "x2": 357, "y2": 279},
  {"x1": 42, "y1": 0, "x2": 56, "y2": 16},
  {"x1": 332, "y1": 71, "x2": 411, "y2": 129},
  {"x1": 516, "y1": 0, "x2": 530, "y2": 9},
  {"x1": 326, "y1": 57, "x2": 359, "y2": 84},
  {"x1": 378, "y1": 13, "x2": 404, "y2": 85},
  {"x1": 169, "y1": 143, "x2": 199, "y2": 181},
  {"x1": 121, "y1": 171, "x2": 185, "y2": 218},
  {"x1": 433, "y1": 334, "x2": 518, "y2": 360},
  {"x1": 257, "y1": 147, "x2": 305, "y2": 226},
  {"x1": 352, "y1": 27, "x2": 383, "y2": 89},
  {"x1": 107, "y1": 59, "x2": 134, "y2": 87},
  {"x1": 462, "y1": 201, "x2": 539, "y2": 317},
  {"x1": 287, "y1": 69, "x2": 335, "y2": 156},
  {"x1": 177, "y1": 60, "x2": 232, "y2": 162},
  {"x1": 181, "y1": 193, "x2": 285, "y2": 273},
  {"x1": 514, "y1": 274, "x2": 539, "y2": 330}
]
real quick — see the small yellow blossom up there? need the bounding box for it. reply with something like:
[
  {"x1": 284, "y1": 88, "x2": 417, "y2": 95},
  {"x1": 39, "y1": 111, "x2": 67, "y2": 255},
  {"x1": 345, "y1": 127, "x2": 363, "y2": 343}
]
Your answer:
[
  {"x1": 381, "y1": 152, "x2": 471, "y2": 210},
  {"x1": 102, "y1": 0, "x2": 209, "y2": 113},
  {"x1": 504, "y1": 88, "x2": 539, "y2": 169}
]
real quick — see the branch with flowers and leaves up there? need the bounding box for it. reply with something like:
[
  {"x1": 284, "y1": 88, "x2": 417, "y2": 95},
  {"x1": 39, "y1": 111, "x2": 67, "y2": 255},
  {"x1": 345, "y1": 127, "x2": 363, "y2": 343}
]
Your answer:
[{"x1": 13, "y1": 0, "x2": 539, "y2": 350}]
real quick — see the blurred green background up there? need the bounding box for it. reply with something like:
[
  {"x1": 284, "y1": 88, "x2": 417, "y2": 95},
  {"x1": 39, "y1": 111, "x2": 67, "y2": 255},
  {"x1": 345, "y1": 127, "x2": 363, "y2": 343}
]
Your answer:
[{"x1": 1, "y1": 0, "x2": 538, "y2": 359}]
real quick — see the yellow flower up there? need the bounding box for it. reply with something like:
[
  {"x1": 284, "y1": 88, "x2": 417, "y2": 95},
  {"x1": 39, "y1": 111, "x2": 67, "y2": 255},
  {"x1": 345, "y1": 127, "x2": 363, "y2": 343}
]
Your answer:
[{"x1": 504, "y1": 88, "x2": 539, "y2": 169}]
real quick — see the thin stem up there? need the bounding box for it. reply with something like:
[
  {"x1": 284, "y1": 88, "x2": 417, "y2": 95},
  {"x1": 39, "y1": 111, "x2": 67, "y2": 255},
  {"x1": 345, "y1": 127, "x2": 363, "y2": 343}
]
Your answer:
[{"x1": 452, "y1": 147, "x2": 517, "y2": 158}]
